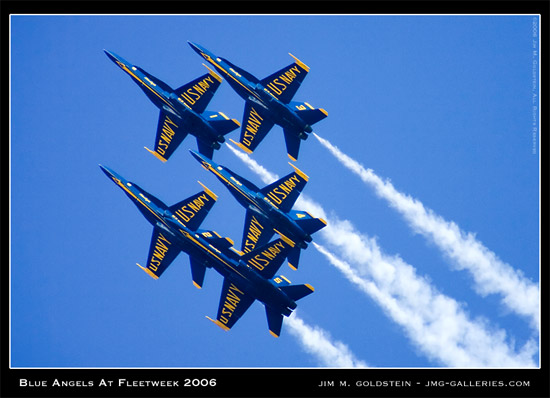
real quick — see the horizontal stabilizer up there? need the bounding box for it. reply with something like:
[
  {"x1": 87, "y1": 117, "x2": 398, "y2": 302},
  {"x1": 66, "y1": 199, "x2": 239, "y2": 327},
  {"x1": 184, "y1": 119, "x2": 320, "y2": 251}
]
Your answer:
[
  {"x1": 290, "y1": 210, "x2": 327, "y2": 235},
  {"x1": 279, "y1": 283, "x2": 315, "y2": 302},
  {"x1": 197, "y1": 229, "x2": 235, "y2": 252},
  {"x1": 291, "y1": 101, "x2": 328, "y2": 127},
  {"x1": 265, "y1": 306, "x2": 284, "y2": 338},
  {"x1": 203, "y1": 111, "x2": 241, "y2": 137}
]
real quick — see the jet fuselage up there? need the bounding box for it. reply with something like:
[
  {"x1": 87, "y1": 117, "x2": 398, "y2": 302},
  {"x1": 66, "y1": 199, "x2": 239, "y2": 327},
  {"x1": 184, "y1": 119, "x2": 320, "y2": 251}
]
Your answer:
[
  {"x1": 104, "y1": 50, "x2": 223, "y2": 147},
  {"x1": 188, "y1": 42, "x2": 311, "y2": 139},
  {"x1": 190, "y1": 151, "x2": 311, "y2": 249}
]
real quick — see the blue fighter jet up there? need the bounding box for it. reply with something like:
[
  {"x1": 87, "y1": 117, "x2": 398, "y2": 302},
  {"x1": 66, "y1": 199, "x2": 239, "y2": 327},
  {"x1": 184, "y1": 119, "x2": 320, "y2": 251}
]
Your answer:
[
  {"x1": 100, "y1": 165, "x2": 314, "y2": 337},
  {"x1": 189, "y1": 150, "x2": 327, "y2": 270},
  {"x1": 104, "y1": 50, "x2": 240, "y2": 160},
  {"x1": 188, "y1": 42, "x2": 328, "y2": 161}
]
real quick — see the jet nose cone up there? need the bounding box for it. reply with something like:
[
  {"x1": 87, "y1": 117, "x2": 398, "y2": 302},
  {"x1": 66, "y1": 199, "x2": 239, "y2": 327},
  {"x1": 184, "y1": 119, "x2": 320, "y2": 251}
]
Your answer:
[
  {"x1": 189, "y1": 149, "x2": 209, "y2": 164},
  {"x1": 103, "y1": 49, "x2": 118, "y2": 62},
  {"x1": 99, "y1": 164, "x2": 123, "y2": 182},
  {"x1": 188, "y1": 41, "x2": 206, "y2": 55}
]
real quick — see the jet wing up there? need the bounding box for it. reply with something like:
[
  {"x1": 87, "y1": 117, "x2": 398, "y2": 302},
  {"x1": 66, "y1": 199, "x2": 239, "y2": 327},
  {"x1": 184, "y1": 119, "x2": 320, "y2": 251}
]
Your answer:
[
  {"x1": 146, "y1": 113, "x2": 188, "y2": 162},
  {"x1": 241, "y1": 210, "x2": 274, "y2": 254},
  {"x1": 137, "y1": 227, "x2": 180, "y2": 279},
  {"x1": 259, "y1": 164, "x2": 309, "y2": 213},
  {"x1": 259, "y1": 55, "x2": 309, "y2": 105},
  {"x1": 168, "y1": 183, "x2": 218, "y2": 231},
  {"x1": 241, "y1": 238, "x2": 293, "y2": 279},
  {"x1": 207, "y1": 278, "x2": 255, "y2": 331},
  {"x1": 174, "y1": 70, "x2": 222, "y2": 114},
  {"x1": 231, "y1": 101, "x2": 274, "y2": 155}
]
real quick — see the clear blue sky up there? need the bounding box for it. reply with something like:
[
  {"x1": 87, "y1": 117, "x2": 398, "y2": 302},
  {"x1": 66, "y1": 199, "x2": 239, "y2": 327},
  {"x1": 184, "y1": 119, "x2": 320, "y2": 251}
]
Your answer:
[{"x1": 10, "y1": 14, "x2": 539, "y2": 368}]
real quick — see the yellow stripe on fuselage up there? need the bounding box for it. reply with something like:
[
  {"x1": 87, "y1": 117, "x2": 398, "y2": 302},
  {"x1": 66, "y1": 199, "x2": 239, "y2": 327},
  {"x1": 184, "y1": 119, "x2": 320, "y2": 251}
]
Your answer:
[
  {"x1": 117, "y1": 62, "x2": 179, "y2": 114},
  {"x1": 202, "y1": 56, "x2": 259, "y2": 101}
]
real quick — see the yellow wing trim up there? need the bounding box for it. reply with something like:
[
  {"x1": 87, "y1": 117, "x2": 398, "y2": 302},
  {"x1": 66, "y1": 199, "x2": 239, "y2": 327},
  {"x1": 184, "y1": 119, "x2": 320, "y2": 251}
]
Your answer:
[
  {"x1": 287, "y1": 162, "x2": 309, "y2": 181},
  {"x1": 269, "y1": 330, "x2": 280, "y2": 338},
  {"x1": 229, "y1": 139, "x2": 253, "y2": 154},
  {"x1": 197, "y1": 181, "x2": 218, "y2": 201},
  {"x1": 136, "y1": 263, "x2": 159, "y2": 280},
  {"x1": 288, "y1": 53, "x2": 310, "y2": 72},
  {"x1": 203, "y1": 63, "x2": 223, "y2": 83},
  {"x1": 144, "y1": 147, "x2": 167, "y2": 162},
  {"x1": 206, "y1": 316, "x2": 230, "y2": 331}
]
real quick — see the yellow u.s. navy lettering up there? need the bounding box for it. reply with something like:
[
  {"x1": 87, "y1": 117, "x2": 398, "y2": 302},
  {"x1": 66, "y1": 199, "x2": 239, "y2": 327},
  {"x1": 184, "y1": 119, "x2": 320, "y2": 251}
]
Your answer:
[
  {"x1": 148, "y1": 233, "x2": 172, "y2": 272},
  {"x1": 219, "y1": 284, "x2": 244, "y2": 325},
  {"x1": 156, "y1": 116, "x2": 179, "y2": 155},
  {"x1": 174, "y1": 193, "x2": 210, "y2": 223},
  {"x1": 242, "y1": 216, "x2": 265, "y2": 253},
  {"x1": 247, "y1": 241, "x2": 286, "y2": 271},
  {"x1": 242, "y1": 107, "x2": 264, "y2": 146},
  {"x1": 265, "y1": 174, "x2": 301, "y2": 204},
  {"x1": 179, "y1": 75, "x2": 215, "y2": 106},
  {"x1": 265, "y1": 65, "x2": 302, "y2": 97}
]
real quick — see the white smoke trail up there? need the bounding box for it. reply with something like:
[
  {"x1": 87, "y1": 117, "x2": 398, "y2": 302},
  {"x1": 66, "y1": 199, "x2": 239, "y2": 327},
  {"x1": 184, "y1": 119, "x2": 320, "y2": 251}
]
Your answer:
[
  {"x1": 312, "y1": 242, "x2": 537, "y2": 367},
  {"x1": 226, "y1": 143, "x2": 538, "y2": 367},
  {"x1": 286, "y1": 314, "x2": 369, "y2": 368},
  {"x1": 313, "y1": 133, "x2": 539, "y2": 330}
]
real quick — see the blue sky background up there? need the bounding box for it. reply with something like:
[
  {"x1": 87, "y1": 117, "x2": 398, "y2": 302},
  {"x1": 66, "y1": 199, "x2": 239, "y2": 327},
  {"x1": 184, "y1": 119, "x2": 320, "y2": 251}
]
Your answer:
[{"x1": 10, "y1": 15, "x2": 540, "y2": 368}]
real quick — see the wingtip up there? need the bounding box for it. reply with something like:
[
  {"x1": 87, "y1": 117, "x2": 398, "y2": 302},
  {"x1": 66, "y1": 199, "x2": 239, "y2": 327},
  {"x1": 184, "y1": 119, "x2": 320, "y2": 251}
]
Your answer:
[
  {"x1": 193, "y1": 281, "x2": 203, "y2": 289},
  {"x1": 206, "y1": 316, "x2": 230, "y2": 331},
  {"x1": 144, "y1": 147, "x2": 167, "y2": 162},
  {"x1": 229, "y1": 139, "x2": 253, "y2": 154},
  {"x1": 287, "y1": 162, "x2": 309, "y2": 181},
  {"x1": 269, "y1": 330, "x2": 280, "y2": 338},
  {"x1": 197, "y1": 181, "x2": 218, "y2": 201},
  {"x1": 136, "y1": 263, "x2": 159, "y2": 280},
  {"x1": 202, "y1": 63, "x2": 222, "y2": 83},
  {"x1": 288, "y1": 53, "x2": 310, "y2": 72}
]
